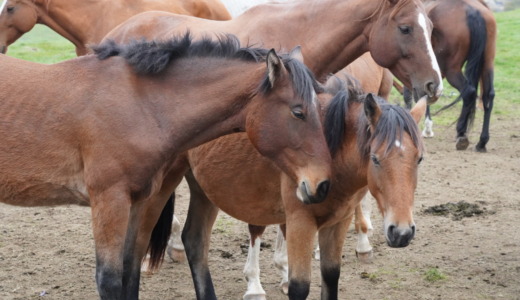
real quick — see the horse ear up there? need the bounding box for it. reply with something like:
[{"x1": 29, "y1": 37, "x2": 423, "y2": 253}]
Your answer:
[
  {"x1": 410, "y1": 95, "x2": 428, "y2": 124},
  {"x1": 267, "y1": 49, "x2": 283, "y2": 87},
  {"x1": 364, "y1": 93, "x2": 382, "y2": 129},
  {"x1": 289, "y1": 46, "x2": 304, "y2": 63}
]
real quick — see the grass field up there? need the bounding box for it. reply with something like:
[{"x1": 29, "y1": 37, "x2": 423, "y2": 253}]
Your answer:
[{"x1": 5, "y1": 9, "x2": 520, "y2": 124}]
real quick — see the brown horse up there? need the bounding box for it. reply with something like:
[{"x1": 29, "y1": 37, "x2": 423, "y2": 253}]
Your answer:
[
  {"x1": 177, "y1": 73, "x2": 427, "y2": 299},
  {"x1": 104, "y1": 0, "x2": 443, "y2": 102},
  {"x1": 0, "y1": 34, "x2": 332, "y2": 299},
  {"x1": 237, "y1": 66, "x2": 400, "y2": 299},
  {"x1": 403, "y1": 0, "x2": 496, "y2": 152},
  {"x1": 0, "y1": 0, "x2": 231, "y2": 55}
]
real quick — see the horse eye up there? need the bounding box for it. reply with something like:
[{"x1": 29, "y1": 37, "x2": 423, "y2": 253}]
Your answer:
[
  {"x1": 399, "y1": 26, "x2": 412, "y2": 35},
  {"x1": 6, "y1": 7, "x2": 15, "y2": 13},
  {"x1": 418, "y1": 156, "x2": 424, "y2": 165},
  {"x1": 291, "y1": 109, "x2": 305, "y2": 120},
  {"x1": 370, "y1": 154, "x2": 380, "y2": 166}
]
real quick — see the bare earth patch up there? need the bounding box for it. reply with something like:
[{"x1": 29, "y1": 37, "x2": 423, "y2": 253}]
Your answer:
[{"x1": 1, "y1": 115, "x2": 519, "y2": 300}]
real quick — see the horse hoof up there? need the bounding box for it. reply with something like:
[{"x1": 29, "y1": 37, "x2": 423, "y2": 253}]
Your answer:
[
  {"x1": 243, "y1": 293, "x2": 267, "y2": 300},
  {"x1": 166, "y1": 246, "x2": 186, "y2": 263},
  {"x1": 456, "y1": 136, "x2": 470, "y2": 150},
  {"x1": 422, "y1": 129, "x2": 434, "y2": 138},
  {"x1": 475, "y1": 144, "x2": 487, "y2": 153},
  {"x1": 356, "y1": 250, "x2": 374, "y2": 264},
  {"x1": 280, "y1": 281, "x2": 289, "y2": 295}
]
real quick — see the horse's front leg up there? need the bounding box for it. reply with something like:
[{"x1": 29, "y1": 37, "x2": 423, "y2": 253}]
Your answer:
[
  {"x1": 274, "y1": 224, "x2": 289, "y2": 295},
  {"x1": 243, "y1": 224, "x2": 268, "y2": 300},
  {"x1": 90, "y1": 189, "x2": 131, "y2": 300},
  {"x1": 285, "y1": 211, "x2": 317, "y2": 300},
  {"x1": 182, "y1": 170, "x2": 220, "y2": 300},
  {"x1": 318, "y1": 217, "x2": 352, "y2": 300}
]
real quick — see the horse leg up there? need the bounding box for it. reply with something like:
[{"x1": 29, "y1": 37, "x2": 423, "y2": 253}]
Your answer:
[
  {"x1": 402, "y1": 86, "x2": 414, "y2": 110},
  {"x1": 90, "y1": 190, "x2": 130, "y2": 299},
  {"x1": 475, "y1": 69, "x2": 495, "y2": 152},
  {"x1": 274, "y1": 224, "x2": 289, "y2": 295},
  {"x1": 443, "y1": 70, "x2": 476, "y2": 150},
  {"x1": 422, "y1": 105, "x2": 435, "y2": 138},
  {"x1": 318, "y1": 217, "x2": 352, "y2": 300},
  {"x1": 354, "y1": 194, "x2": 373, "y2": 263},
  {"x1": 166, "y1": 214, "x2": 186, "y2": 262},
  {"x1": 182, "y1": 170, "x2": 220, "y2": 300},
  {"x1": 285, "y1": 212, "x2": 317, "y2": 300},
  {"x1": 243, "y1": 225, "x2": 268, "y2": 300}
]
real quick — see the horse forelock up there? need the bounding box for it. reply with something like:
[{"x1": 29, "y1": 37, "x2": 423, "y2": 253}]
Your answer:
[
  {"x1": 323, "y1": 77, "x2": 364, "y2": 156},
  {"x1": 357, "y1": 100, "x2": 423, "y2": 161}
]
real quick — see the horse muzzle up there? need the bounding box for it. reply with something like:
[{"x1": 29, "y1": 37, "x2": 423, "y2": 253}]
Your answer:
[
  {"x1": 385, "y1": 224, "x2": 416, "y2": 248},
  {"x1": 296, "y1": 179, "x2": 330, "y2": 204}
]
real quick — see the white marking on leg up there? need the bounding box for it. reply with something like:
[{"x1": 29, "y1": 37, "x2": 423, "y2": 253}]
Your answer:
[
  {"x1": 362, "y1": 194, "x2": 374, "y2": 234},
  {"x1": 243, "y1": 234, "x2": 266, "y2": 300},
  {"x1": 273, "y1": 226, "x2": 289, "y2": 295},
  {"x1": 422, "y1": 116, "x2": 434, "y2": 138},
  {"x1": 418, "y1": 13, "x2": 444, "y2": 97},
  {"x1": 166, "y1": 215, "x2": 186, "y2": 262}
]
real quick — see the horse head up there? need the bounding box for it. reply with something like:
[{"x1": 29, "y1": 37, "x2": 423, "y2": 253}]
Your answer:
[
  {"x1": 363, "y1": 93, "x2": 427, "y2": 247},
  {"x1": 0, "y1": 0, "x2": 39, "y2": 54},
  {"x1": 245, "y1": 47, "x2": 332, "y2": 204},
  {"x1": 368, "y1": 0, "x2": 443, "y2": 104}
]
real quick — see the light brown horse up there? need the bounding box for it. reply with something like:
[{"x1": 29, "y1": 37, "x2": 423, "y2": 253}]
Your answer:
[
  {"x1": 343, "y1": 53, "x2": 394, "y2": 100},
  {"x1": 0, "y1": 34, "x2": 332, "y2": 299},
  {"x1": 179, "y1": 74, "x2": 427, "y2": 299},
  {"x1": 402, "y1": 0, "x2": 496, "y2": 152},
  {"x1": 104, "y1": 0, "x2": 443, "y2": 102},
  {"x1": 0, "y1": 0, "x2": 231, "y2": 55}
]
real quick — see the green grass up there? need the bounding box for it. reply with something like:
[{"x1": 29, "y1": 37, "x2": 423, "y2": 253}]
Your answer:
[
  {"x1": 6, "y1": 24, "x2": 76, "y2": 64},
  {"x1": 424, "y1": 267, "x2": 447, "y2": 282}
]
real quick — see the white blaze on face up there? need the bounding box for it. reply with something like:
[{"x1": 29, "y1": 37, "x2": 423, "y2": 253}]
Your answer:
[
  {"x1": 418, "y1": 12, "x2": 444, "y2": 97},
  {"x1": 0, "y1": 1, "x2": 7, "y2": 16}
]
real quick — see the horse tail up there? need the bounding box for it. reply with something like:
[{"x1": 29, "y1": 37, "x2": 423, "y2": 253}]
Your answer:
[
  {"x1": 434, "y1": 7, "x2": 487, "y2": 120},
  {"x1": 145, "y1": 194, "x2": 174, "y2": 272},
  {"x1": 463, "y1": 7, "x2": 487, "y2": 128}
]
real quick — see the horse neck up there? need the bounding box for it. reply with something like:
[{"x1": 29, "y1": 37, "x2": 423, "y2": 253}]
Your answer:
[
  {"x1": 152, "y1": 61, "x2": 267, "y2": 154},
  {"x1": 246, "y1": 0, "x2": 382, "y2": 80},
  {"x1": 35, "y1": 0, "x2": 130, "y2": 55}
]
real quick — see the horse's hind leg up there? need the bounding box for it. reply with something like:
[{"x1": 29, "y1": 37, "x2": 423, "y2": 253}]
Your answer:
[
  {"x1": 182, "y1": 170, "x2": 220, "y2": 300},
  {"x1": 355, "y1": 194, "x2": 373, "y2": 263},
  {"x1": 318, "y1": 217, "x2": 352, "y2": 300},
  {"x1": 475, "y1": 69, "x2": 495, "y2": 152},
  {"x1": 165, "y1": 214, "x2": 186, "y2": 262},
  {"x1": 445, "y1": 70, "x2": 475, "y2": 150},
  {"x1": 243, "y1": 225, "x2": 268, "y2": 300},
  {"x1": 274, "y1": 224, "x2": 289, "y2": 295}
]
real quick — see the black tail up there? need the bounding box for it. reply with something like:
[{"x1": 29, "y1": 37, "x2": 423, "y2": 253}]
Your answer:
[
  {"x1": 463, "y1": 7, "x2": 487, "y2": 129},
  {"x1": 434, "y1": 7, "x2": 487, "y2": 121},
  {"x1": 145, "y1": 194, "x2": 175, "y2": 272}
]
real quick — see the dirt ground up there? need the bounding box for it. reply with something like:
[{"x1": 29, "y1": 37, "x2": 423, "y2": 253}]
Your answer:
[{"x1": 0, "y1": 111, "x2": 519, "y2": 300}]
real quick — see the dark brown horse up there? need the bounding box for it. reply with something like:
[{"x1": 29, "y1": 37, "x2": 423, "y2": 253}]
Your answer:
[
  {"x1": 0, "y1": 0, "x2": 231, "y2": 55},
  {"x1": 104, "y1": 0, "x2": 443, "y2": 102},
  {"x1": 0, "y1": 34, "x2": 332, "y2": 299},
  {"x1": 403, "y1": 0, "x2": 496, "y2": 152}
]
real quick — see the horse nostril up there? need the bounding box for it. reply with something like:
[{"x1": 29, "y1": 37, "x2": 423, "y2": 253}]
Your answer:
[
  {"x1": 425, "y1": 81, "x2": 436, "y2": 96},
  {"x1": 316, "y1": 180, "x2": 330, "y2": 201}
]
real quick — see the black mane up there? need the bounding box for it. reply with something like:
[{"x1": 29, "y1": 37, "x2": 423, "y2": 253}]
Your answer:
[
  {"x1": 323, "y1": 73, "x2": 423, "y2": 158},
  {"x1": 92, "y1": 32, "x2": 321, "y2": 108}
]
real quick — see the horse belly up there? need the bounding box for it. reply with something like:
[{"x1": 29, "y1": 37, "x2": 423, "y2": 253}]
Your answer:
[{"x1": 0, "y1": 170, "x2": 89, "y2": 207}]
